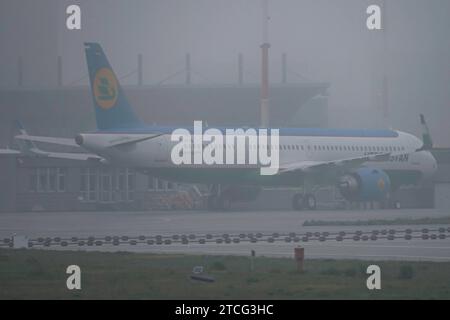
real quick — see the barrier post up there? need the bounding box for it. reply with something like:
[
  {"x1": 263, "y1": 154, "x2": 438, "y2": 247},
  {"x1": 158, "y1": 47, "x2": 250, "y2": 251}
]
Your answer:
[
  {"x1": 250, "y1": 249, "x2": 255, "y2": 271},
  {"x1": 294, "y1": 247, "x2": 305, "y2": 272}
]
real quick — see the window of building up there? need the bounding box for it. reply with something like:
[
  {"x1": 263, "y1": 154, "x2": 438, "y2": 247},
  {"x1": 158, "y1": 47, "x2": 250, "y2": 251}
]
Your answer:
[
  {"x1": 147, "y1": 176, "x2": 177, "y2": 192},
  {"x1": 127, "y1": 170, "x2": 134, "y2": 201},
  {"x1": 80, "y1": 167, "x2": 97, "y2": 201},
  {"x1": 48, "y1": 168, "x2": 56, "y2": 192},
  {"x1": 57, "y1": 168, "x2": 66, "y2": 192},
  {"x1": 29, "y1": 170, "x2": 37, "y2": 192},
  {"x1": 157, "y1": 179, "x2": 165, "y2": 190},
  {"x1": 80, "y1": 167, "x2": 135, "y2": 203},
  {"x1": 38, "y1": 169, "x2": 47, "y2": 192},
  {"x1": 167, "y1": 181, "x2": 176, "y2": 190},
  {"x1": 100, "y1": 168, "x2": 112, "y2": 202},
  {"x1": 29, "y1": 167, "x2": 67, "y2": 193}
]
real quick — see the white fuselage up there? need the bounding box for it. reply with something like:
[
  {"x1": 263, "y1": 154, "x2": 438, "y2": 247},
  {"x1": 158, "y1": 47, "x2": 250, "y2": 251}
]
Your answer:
[{"x1": 76, "y1": 129, "x2": 437, "y2": 186}]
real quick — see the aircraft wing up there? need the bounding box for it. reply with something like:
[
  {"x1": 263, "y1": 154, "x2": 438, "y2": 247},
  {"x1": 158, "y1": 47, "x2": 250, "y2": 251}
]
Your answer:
[
  {"x1": 279, "y1": 153, "x2": 391, "y2": 175},
  {"x1": 15, "y1": 134, "x2": 79, "y2": 147}
]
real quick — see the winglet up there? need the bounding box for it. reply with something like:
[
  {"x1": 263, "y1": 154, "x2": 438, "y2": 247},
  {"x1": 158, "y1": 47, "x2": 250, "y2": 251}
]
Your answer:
[
  {"x1": 419, "y1": 114, "x2": 433, "y2": 150},
  {"x1": 13, "y1": 120, "x2": 39, "y2": 154}
]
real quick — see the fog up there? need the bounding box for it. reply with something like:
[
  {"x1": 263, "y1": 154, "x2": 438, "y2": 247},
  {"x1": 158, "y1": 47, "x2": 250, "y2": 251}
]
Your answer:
[{"x1": 1, "y1": 0, "x2": 449, "y2": 144}]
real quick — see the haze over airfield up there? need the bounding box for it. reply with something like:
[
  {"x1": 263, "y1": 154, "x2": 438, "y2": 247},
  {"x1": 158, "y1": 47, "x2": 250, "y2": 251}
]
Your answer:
[{"x1": 0, "y1": 0, "x2": 449, "y2": 145}]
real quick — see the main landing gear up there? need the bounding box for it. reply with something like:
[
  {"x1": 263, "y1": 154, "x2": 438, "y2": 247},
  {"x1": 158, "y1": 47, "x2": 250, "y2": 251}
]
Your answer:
[
  {"x1": 292, "y1": 193, "x2": 317, "y2": 211},
  {"x1": 382, "y1": 188, "x2": 401, "y2": 210},
  {"x1": 207, "y1": 184, "x2": 231, "y2": 211}
]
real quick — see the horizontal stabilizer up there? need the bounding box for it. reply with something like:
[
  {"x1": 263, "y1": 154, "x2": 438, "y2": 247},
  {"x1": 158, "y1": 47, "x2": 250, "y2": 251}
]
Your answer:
[
  {"x1": 30, "y1": 149, "x2": 103, "y2": 161},
  {"x1": 15, "y1": 135, "x2": 79, "y2": 147}
]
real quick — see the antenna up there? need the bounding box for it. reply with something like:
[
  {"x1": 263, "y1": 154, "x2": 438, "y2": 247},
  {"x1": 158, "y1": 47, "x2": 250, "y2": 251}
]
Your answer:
[
  {"x1": 260, "y1": 0, "x2": 270, "y2": 127},
  {"x1": 262, "y1": 0, "x2": 269, "y2": 44}
]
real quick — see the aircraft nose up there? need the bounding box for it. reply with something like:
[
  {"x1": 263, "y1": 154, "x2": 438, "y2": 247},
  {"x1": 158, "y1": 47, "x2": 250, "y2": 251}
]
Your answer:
[{"x1": 75, "y1": 134, "x2": 84, "y2": 146}]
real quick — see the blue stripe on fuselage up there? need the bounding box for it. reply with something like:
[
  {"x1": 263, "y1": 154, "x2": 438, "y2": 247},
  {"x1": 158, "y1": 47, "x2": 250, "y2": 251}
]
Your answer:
[{"x1": 91, "y1": 125, "x2": 399, "y2": 138}]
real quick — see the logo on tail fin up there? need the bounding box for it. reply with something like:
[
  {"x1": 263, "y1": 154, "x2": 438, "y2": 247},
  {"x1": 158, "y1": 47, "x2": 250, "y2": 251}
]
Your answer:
[{"x1": 93, "y1": 68, "x2": 118, "y2": 110}]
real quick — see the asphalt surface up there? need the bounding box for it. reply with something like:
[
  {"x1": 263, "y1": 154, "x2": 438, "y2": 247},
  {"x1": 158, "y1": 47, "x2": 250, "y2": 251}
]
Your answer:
[{"x1": 1, "y1": 208, "x2": 450, "y2": 261}]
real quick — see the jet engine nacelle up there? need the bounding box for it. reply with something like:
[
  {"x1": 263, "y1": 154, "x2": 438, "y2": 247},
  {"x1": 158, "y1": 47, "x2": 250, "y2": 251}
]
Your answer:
[{"x1": 338, "y1": 167, "x2": 391, "y2": 202}]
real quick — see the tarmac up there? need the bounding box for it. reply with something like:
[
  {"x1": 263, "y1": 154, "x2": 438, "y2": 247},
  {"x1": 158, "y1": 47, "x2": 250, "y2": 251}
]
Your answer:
[{"x1": 1, "y1": 208, "x2": 449, "y2": 261}]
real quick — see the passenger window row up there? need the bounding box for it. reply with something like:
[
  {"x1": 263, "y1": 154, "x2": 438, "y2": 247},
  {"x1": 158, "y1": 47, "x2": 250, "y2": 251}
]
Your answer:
[{"x1": 183, "y1": 143, "x2": 406, "y2": 152}]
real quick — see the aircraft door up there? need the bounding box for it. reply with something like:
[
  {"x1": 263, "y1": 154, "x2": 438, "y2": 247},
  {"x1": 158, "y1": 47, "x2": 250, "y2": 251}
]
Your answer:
[
  {"x1": 154, "y1": 136, "x2": 169, "y2": 163},
  {"x1": 303, "y1": 139, "x2": 313, "y2": 160}
]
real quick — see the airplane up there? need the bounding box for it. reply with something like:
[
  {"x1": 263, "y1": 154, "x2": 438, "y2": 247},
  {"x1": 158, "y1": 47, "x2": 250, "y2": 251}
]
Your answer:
[{"x1": 15, "y1": 42, "x2": 438, "y2": 211}]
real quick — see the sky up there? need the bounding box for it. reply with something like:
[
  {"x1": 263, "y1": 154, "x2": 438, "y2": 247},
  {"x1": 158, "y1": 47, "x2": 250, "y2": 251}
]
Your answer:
[{"x1": 0, "y1": 0, "x2": 449, "y2": 145}]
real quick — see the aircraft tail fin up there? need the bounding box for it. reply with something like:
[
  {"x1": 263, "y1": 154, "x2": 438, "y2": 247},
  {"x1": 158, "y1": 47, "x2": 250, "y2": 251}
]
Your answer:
[{"x1": 84, "y1": 43, "x2": 141, "y2": 130}]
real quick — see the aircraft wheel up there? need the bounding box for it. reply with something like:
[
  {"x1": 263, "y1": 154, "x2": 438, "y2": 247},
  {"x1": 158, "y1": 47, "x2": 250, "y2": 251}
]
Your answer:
[
  {"x1": 386, "y1": 198, "x2": 401, "y2": 209},
  {"x1": 207, "y1": 195, "x2": 231, "y2": 211},
  {"x1": 292, "y1": 193, "x2": 304, "y2": 211},
  {"x1": 303, "y1": 194, "x2": 317, "y2": 210}
]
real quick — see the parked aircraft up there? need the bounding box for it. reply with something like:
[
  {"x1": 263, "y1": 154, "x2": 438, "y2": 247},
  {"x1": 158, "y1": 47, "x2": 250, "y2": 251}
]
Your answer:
[{"x1": 15, "y1": 43, "x2": 437, "y2": 210}]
